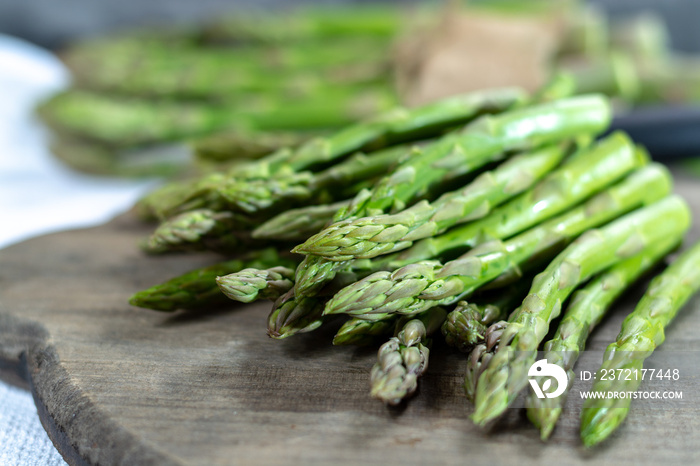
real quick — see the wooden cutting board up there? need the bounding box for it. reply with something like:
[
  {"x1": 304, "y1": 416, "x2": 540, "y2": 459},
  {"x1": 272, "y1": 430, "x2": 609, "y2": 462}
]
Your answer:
[{"x1": 2, "y1": 172, "x2": 700, "y2": 466}]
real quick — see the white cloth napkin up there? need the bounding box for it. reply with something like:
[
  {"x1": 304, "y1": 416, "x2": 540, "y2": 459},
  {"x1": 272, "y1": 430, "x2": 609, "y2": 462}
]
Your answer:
[
  {"x1": 0, "y1": 34, "x2": 160, "y2": 249},
  {"x1": 0, "y1": 383, "x2": 67, "y2": 466},
  {"x1": 0, "y1": 33, "x2": 162, "y2": 464}
]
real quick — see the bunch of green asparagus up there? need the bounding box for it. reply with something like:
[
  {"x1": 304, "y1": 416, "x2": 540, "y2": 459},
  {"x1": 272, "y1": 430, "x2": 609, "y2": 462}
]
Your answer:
[{"x1": 129, "y1": 83, "x2": 700, "y2": 447}]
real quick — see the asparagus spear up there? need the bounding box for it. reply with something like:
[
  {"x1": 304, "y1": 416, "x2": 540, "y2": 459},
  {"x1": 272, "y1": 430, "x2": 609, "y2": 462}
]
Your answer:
[
  {"x1": 295, "y1": 142, "x2": 569, "y2": 260},
  {"x1": 442, "y1": 280, "x2": 531, "y2": 352},
  {"x1": 38, "y1": 90, "x2": 239, "y2": 148},
  {"x1": 220, "y1": 143, "x2": 408, "y2": 215},
  {"x1": 294, "y1": 95, "x2": 612, "y2": 296},
  {"x1": 143, "y1": 209, "x2": 257, "y2": 254},
  {"x1": 580, "y1": 241, "x2": 700, "y2": 447},
  {"x1": 252, "y1": 200, "x2": 349, "y2": 242},
  {"x1": 464, "y1": 343, "x2": 495, "y2": 403},
  {"x1": 324, "y1": 164, "x2": 673, "y2": 318},
  {"x1": 134, "y1": 174, "x2": 228, "y2": 222},
  {"x1": 294, "y1": 132, "x2": 646, "y2": 295},
  {"x1": 39, "y1": 87, "x2": 398, "y2": 148},
  {"x1": 129, "y1": 249, "x2": 295, "y2": 311},
  {"x1": 470, "y1": 196, "x2": 691, "y2": 426},
  {"x1": 333, "y1": 315, "x2": 399, "y2": 346},
  {"x1": 49, "y1": 134, "x2": 188, "y2": 178},
  {"x1": 370, "y1": 307, "x2": 447, "y2": 405},
  {"x1": 192, "y1": 129, "x2": 311, "y2": 164},
  {"x1": 216, "y1": 266, "x2": 295, "y2": 303},
  {"x1": 267, "y1": 291, "x2": 327, "y2": 339},
  {"x1": 526, "y1": 237, "x2": 680, "y2": 440},
  {"x1": 270, "y1": 291, "x2": 403, "y2": 341}
]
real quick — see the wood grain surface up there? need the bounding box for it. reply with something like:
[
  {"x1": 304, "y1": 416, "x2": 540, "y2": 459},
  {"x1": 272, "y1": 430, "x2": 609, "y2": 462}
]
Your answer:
[{"x1": 2, "y1": 172, "x2": 700, "y2": 466}]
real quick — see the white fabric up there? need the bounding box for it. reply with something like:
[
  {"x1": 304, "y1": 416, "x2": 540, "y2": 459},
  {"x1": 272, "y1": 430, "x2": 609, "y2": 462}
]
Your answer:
[
  {"x1": 0, "y1": 34, "x2": 160, "y2": 249},
  {"x1": 0, "y1": 34, "x2": 163, "y2": 464},
  {"x1": 0, "y1": 384, "x2": 66, "y2": 466}
]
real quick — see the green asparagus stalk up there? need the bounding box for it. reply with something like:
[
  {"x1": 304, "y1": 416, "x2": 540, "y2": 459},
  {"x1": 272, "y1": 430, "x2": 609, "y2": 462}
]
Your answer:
[
  {"x1": 39, "y1": 87, "x2": 399, "y2": 149},
  {"x1": 129, "y1": 248, "x2": 296, "y2": 311},
  {"x1": 38, "y1": 90, "x2": 239, "y2": 148},
  {"x1": 252, "y1": 200, "x2": 349, "y2": 242},
  {"x1": 464, "y1": 343, "x2": 495, "y2": 403},
  {"x1": 294, "y1": 95, "x2": 612, "y2": 296},
  {"x1": 134, "y1": 174, "x2": 229, "y2": 222},
  {"x1": 220, "y1": 143, "x2": 408, "y2": 215},
  {"x1": 143, "y1": 209, "x2": 257, "y2": 254},
  {"x1": 324, "y1": 164, "x2": 673, "y2": 318},
  {"x1": 270, "y1": 292, "x2": 404, "y2": 341},
  {"x1": 333, "y1": 315, "x2": 399, "y2": 346},
  {"x1": 580, "y1": 241, "x2": 700, "y2": 447},
  {"x1": 266, "y1": 267, "x2": 381, "y2": 341},
  {"x1": 295, "y1": 142, "x2": 569, "y2": 260},
  {"x1": 267, "y1": 291, "x2": 327, "y2": 339},
  {"x1": 218, "y1": 168, "x2": 314, "y2": 214},
  {"x1": 526, "y1": 237, "x2": 680, "y2": 440},
  {"x1": 470, "y1": 196, "x2": 691, "y2": 426},
  {"x1": 49, "y1": 134, "x2": 188, "y2": 178},
  {"x1": 294, "y1": 132, "x2": 646, "y2": 294},
  {"x1": 216, "y1": 266, "x2": 296, "y2": 303},
  {"x1": 192, "y1": 129, "x2": 312, "y2": 164},
  {"x1": 442, "y1": 280, "x2": 531, "y2": 352},
  {"x1": 370, "y1": 307, "x2": 447, "y2": 405}
]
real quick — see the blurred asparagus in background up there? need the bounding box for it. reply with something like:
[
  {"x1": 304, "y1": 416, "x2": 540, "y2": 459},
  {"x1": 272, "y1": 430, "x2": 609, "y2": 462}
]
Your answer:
[
  {"x1": 38, "y1": 1, "x2": 700, "y2": 178},
  {"x1": 192, "y1": 130, "x2": 313, "y2": 168},
  {"x1": 39, "y1": 5, "x2": 408, "y2": 176},
  {"x1": 200, "y1": 6, "x2": 403, "y2": 45}
]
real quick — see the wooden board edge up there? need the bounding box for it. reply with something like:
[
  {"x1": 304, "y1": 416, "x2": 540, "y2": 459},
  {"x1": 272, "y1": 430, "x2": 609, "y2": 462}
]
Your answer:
[{"x1": 0, "y1": 312, "x2": 181, "y2": 466}]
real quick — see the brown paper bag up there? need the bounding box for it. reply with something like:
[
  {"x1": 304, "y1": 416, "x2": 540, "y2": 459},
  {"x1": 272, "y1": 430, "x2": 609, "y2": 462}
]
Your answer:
[{"x1": 395, "y1": 7, "x2": 566, "y2": 106}]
